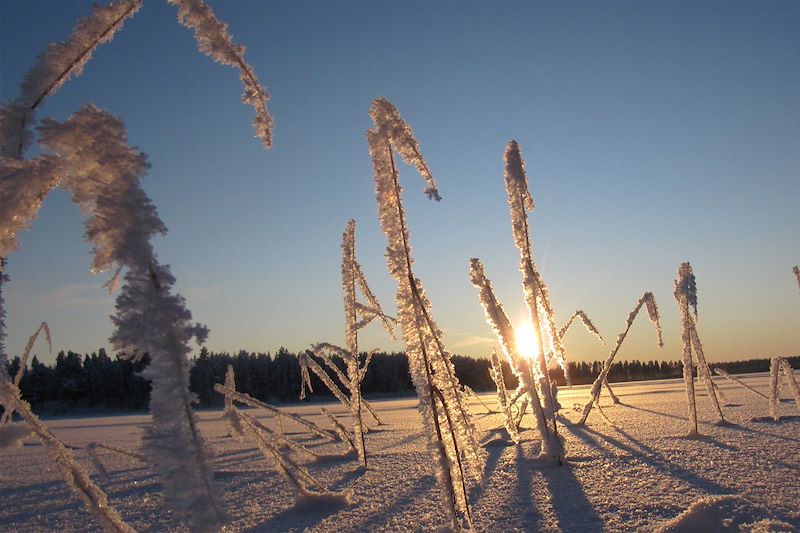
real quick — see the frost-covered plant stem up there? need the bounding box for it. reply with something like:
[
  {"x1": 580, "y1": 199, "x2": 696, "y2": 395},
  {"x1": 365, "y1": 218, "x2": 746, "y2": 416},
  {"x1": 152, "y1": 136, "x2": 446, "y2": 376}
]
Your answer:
[
  {"x1": 214, "y1": 384, "x2": 335, "y2": 441},
  {"x1": 559, "y1": 310, "x2": 613, "y2": 400},
  {"x1": 470, "y1": 259, "x2": 555, "y2": 456},
  {"x1": 577, "y1": 292, "x2": 663, "y2": 426},
  {"x1": 0, "y1": 0, "x2": 143, "y2": 159},
  {"x1": 503, "y1": 141, "x2": 567, "y2": 452},
  {"x1": 678, "y1": 292, "x2": 698, "y2": 434},
  {"x1": 712, "y1": 368, "x2": 769, "y2": 400},
  {"x1": 0, "y1": 259, "x2": 8, "y2": 384},
  {"x1": 793, "y1": 266, "x2": 800, "y2": 290},
  {"x1": 689, "y1": 326, "x2": 724, "y2": 422},
  {"x1": 368, "y1": 98, "x2": 481, "y2": 531},
  {"x1": 1, "y1": 321, "x2": 51, "y2": 424},
  {"x1": 769, "y1": 357, "x2": 781, "y2": 421},
  {"x1": 342, "y1": 220, "x2": 367, "y2": 466},
  {"x1": 674, "y1": 262, "x2": 723, "y2": 434},
  {"x1": 489, "y1": 349, "x2": 518, "y2": 441},
  {"x1": 779, "y1": 358, "x2": 800, "y2": 409},
  {"x1": 230, "y1": 406, "x2": 329, "y2": 496},
  {"x1": 168, "y1": 0, "x2": 273, "y2": 149},
  {"x1": 0, "y1": 383, "x2": 135, "y2": 533}
]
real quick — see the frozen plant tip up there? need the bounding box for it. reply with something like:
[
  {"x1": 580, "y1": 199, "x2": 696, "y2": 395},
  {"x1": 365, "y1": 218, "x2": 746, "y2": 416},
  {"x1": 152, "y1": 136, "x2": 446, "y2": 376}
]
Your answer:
[
  {"x1": 368, "y1": 98, "x2": 482, "y2": 531},
  {"x1": 168, "y1": 0, "x2": 273, "y2": 149}
]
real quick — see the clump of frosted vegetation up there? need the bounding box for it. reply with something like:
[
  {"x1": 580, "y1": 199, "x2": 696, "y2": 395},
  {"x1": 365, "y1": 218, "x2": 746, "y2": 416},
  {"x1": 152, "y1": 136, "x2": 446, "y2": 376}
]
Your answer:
[
  {"x1": 794, "y1": 266, "x2": 800, "y2": 290},
  {"x1": 0, "y1": 2, "x2": 275, "y2": 530},
  {"x1": 367, "y1": 97, "x2": 483, "y2": 531},
  {"x1": 470, "y1": 140, "x2": 581, "y2": 462},
  {"x1": 216, "y1": 370, "x2": 350, "y2": 505},
  {"x1": 306, "y1": 219, "x2": 395, "y2": 467},
  {"x1": 673, "y1": 262, "x2": 724, "y2": 435},
  {"x1": 470, "y1": 258, "x2": 558, "y2": 457},
  {"x1": 577, "y1": 292, "x2": 664, "y2": 426}
]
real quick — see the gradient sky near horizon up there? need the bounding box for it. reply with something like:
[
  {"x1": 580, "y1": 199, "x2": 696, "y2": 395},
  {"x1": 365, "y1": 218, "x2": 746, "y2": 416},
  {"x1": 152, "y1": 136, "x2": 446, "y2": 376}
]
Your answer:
[{"x1": 1, "y1": 1, "x2": 798, "y2": 366}]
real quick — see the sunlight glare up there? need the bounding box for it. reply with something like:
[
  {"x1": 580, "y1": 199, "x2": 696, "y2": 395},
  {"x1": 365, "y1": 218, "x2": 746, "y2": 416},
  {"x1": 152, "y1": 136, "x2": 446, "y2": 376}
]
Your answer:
[{"x1": 515, "y1": 321, "x2": 540, "y2": 360}]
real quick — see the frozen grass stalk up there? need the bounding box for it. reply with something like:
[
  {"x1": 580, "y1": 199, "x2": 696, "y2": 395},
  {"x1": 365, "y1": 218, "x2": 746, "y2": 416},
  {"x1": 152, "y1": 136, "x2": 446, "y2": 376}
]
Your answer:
[
  {"x1": 368, "y1": 97, "x2": 482, "y2": 531},
  {"x1": 1, "y1": 321, "x2": 50, "y2": 424},
  {"x1": 38, "y1": 106, "x2": 224, "y2": 531},
  {"x1": 307, "y1": 219, "x2": 394, "y2": 466},
  {"x1": 577, "y1": 292, "x2": 663, "y2": 426},
  {"x1": 215, "y1": 384, "x2": 335, "y2": 441},
  {"x1": 0, "y1": 383, "x2": 135, "y2": 533},
  {"x1": 713, "y1": 368, "x2": 769, "y2": 401},
  {"x1": 470, "y1": 259, "x2": 555, "y2": 456},
  {"x1": 168, "y1": 0, "x2": 273, "y2": 149},
  {"x1": 769, "y1": 357, "x2": 800, "y2": 421},
  {"x1": 673, "y1": 262, "x2": 724, "y2": 434}
]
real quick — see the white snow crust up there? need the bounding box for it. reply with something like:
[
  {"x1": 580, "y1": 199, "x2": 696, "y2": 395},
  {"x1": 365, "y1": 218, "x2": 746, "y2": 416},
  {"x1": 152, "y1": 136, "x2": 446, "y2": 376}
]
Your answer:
[{"x1": 1, "y1": 373, "x2": 798, "y2": 532}]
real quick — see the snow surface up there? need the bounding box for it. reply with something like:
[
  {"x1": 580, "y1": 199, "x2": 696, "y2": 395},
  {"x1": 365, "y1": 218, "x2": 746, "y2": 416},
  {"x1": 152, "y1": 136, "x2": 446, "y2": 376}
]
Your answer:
[{"x1": 1, "y1": 373, "x2": 798, "y2": 532}]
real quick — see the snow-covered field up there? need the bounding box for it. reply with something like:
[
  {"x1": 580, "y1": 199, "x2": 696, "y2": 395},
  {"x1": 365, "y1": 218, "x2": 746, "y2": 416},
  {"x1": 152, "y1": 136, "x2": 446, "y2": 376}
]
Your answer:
[{"x1": 1, "y1": 373, "x2": 798, "y2": 532}]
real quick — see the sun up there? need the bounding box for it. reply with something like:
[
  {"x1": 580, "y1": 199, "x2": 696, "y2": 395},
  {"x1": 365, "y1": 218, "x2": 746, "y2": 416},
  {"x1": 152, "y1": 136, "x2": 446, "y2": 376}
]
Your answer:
[{"x1": 514, "y1": 321, "x2": 540, "y2": 360}]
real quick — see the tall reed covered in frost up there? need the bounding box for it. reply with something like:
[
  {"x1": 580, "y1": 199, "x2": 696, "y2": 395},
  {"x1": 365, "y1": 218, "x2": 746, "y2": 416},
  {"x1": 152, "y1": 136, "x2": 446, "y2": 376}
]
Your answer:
[
  {"x1": 367, "y1": 97, "x2": 482, "y2": 531},
  {"x1": 673, "y1": 262, "x2": 724, "y2": 435},
  {"x1": 0, "y1": 2, "x2": 276, "y2": 526},
  {"x1": 577, "y1": 292, "x2": 663, "y2": 425},
  {"x1": 469, "y1": 141, "x2": 569, "y2": 461},
  {"x1": 39, "y1": 106, "x2": 224, "y2": 531},
  {"x1": 794, "y1": 266, "x2": 800, "y2": 291}
]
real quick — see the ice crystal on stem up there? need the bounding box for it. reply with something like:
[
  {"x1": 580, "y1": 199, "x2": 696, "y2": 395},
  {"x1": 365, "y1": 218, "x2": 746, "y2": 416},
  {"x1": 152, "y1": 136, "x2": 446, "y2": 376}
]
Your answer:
[
  {"x1": 577, "y1": 292, "x2": 663, "y2": 425},
  {"x1": 368, "y1": 97, "x2": 482, "y2": 531},
  {"x1": 673, "y1": 263, "x2": 723, "y2": 435}
]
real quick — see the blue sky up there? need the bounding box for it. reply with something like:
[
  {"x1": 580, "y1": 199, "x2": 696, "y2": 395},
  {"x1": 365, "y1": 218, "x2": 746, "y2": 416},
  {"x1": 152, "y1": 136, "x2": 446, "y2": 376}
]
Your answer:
[{"x1": 1, "y1": 1, "x2": 798, "y2": 365}]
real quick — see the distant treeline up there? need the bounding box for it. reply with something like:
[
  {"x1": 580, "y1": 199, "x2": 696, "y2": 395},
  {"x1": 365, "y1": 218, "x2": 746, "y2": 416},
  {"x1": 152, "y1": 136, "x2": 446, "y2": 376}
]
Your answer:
[{"x1": 3, "y1": 347, "x2": 798, "y2": 415}]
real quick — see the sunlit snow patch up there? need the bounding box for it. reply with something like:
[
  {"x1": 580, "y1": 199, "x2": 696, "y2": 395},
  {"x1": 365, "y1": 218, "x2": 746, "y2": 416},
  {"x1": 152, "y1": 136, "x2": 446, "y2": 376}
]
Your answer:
[{"x1": 655, "y1": 495, "x2": 793, "y2": 532}]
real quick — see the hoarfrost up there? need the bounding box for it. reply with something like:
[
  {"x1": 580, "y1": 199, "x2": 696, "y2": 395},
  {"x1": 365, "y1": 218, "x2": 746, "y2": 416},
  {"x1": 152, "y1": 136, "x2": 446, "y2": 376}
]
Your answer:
[
  {"x1": 368, "y1": 97, "x2": 482, "y2": 530},
  {"x1": 168, "y1": 0, "x2": 273, "y2": 150}
]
